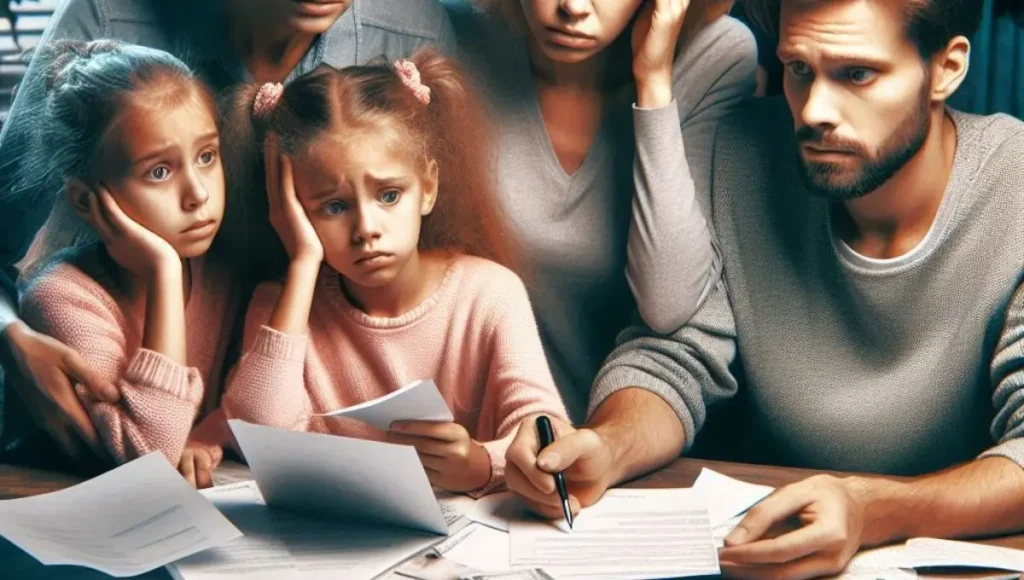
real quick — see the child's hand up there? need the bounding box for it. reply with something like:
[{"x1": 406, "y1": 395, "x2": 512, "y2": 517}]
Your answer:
[
  {"x1": 265, "y1": 134, "x2": 323, "y2": 265},
  {"x1": 387, "y1": 421, "x2": 491, "y2": 493},
  {"x1": 88, "y1": 186, "x2": 181, "y2": 279},
  {"x1": 178, "y1": 442, "x2": 222, "y2": 489}
]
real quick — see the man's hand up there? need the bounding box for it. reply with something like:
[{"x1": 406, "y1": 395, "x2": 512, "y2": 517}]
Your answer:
[
  {"x1": 2, "y1": 320, "x2": 118, "y2": 461},
  {"x1": 718, "y1": 475, "x2": 868, "y2": 580},
  {"x1": 387, "y1": 421, "x2": 491, "y2": 493},
  {"x1": 504, "y1": 414, "x2": 617, "y2": 519}
]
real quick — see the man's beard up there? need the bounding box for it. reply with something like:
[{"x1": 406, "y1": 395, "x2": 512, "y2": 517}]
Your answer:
[{"x1": 795, "y1": 93, "x2": 932, "y2": 201}]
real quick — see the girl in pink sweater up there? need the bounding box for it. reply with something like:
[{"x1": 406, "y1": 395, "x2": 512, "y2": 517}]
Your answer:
[
  {"x1": 18, "y1": 40, "x2": 238, "y2": 487},
  {"x1": 222, "y1": 49, "x2": 568, "y2": 494}
]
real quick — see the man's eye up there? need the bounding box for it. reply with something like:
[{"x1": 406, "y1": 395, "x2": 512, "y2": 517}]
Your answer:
[
  {"x1": 788, "y1": 61, "x2": 812, "y2": 77},
  {"x1": 847, "y1": 68, "x2": 878, "y2": 86}
]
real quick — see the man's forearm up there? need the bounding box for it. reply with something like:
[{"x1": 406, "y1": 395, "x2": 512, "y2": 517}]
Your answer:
[
  {"x1": 853, "y1": 455, "x2": 1024, "y2": 546},
  {"x1": 590, "y1": 387, "x2": 686, "y2": 486}
]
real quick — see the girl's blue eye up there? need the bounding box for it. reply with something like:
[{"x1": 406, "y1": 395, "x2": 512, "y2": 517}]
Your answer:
[
  {"x1": 323, "y1": 200, "x2": 347, "y2": 216},
  {"x1": 787, "y1": 61, "x2": 812, "y2": 77},
  {"x1": 148, "y1": 165, "x2": 171, "y2": 181},
  {"x1": 380, "y1": 190, "x2": 401, "y2": 205}
]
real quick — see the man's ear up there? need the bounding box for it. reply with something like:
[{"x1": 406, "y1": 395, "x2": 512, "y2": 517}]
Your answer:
[
  {"x1": 421, "y1": 159, "x2": 439, "y2": 216},
  {"x1": 66, "y1": 179, "x2": 93, "y2": 219},
  {"x1": 930, "y1": 35, "x2": 970, "y2": 102}
]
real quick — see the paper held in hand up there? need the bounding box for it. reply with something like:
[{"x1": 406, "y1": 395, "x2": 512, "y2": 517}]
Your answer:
[
  {"x1": 228, "y1": 419, "x2": 449, "y2": 535},
  {"x1": 316, "y1": 379, "x2": 453, "y2": 429}
]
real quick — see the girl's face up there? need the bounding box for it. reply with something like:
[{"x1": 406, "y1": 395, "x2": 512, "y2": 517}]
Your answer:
[
  {"x1": 518, "y1": 0, "x2": 645, "y2": 63},
  {"x1": 92, "y1": 89, "x2": 225, "y2": 258},
  {"x1": 293, "y1": 127, "x2": 438, "y2": 291}
]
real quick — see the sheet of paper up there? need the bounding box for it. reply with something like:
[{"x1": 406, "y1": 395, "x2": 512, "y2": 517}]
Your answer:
[
  {"x1": 168, "y1": 481, "x2": 443, "y2": 580},
  {"x1": 211, "y1": 461, "x2": 253, "y2": 487},
  {"x1": 229, "y1": 420, "x2": 448, "y2": 535},
  {"x1": 823, "y1": 545, "x2": 917, "y2": 579},
  {"x1": 0, "y1": 453, "x2": 240, "y2": 578},
  {"x1": 692, "y1": 468, "x2": 774, "y2": 528},
  {"x1": 436, "y1": 492, "x2": 478, "y2": 528},
  {"x1": 436, "y1": 522, "x2": 512, "y2": 573},
  {"x1": 903, "y1": 538, "x2": 1024, "y2": 572},
  {"x1": 317, "y1": 379, "x2": 454, "y2": 429},
  {"x1": 460, "y1": 569, "x2": 558, "y2": 580},
  {"x1": 509, "y1": 488, "x2": 720, "y2": 579},
  {"x1": 468, "y1": 492, "x2": 524, "y2": 532}
]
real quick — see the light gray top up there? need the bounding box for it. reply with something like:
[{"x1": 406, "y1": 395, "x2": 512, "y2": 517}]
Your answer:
[
  {"x1": 449, "y1": 6, "x2": 758, "y2": 420},
  {"x1": 593, "y1": 96, "x2": 1024, "y2": 475}
]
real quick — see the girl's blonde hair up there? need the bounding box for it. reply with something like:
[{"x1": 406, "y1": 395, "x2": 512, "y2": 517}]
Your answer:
[{"x1": 219, "y1": 48, "x2": 517, "y2": 277}]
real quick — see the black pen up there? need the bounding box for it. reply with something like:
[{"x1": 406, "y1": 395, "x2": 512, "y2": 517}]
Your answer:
[{"x1": 535, "y1": 415, "x2": 573, "y2": 530}]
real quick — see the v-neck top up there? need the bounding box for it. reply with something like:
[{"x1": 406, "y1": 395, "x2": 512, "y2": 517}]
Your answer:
[{"x1": 449, "y1": 6, "x2": 758, "y2": 420}]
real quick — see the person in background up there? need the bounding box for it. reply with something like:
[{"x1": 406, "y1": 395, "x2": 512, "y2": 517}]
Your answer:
[
  {"x1": 220, "y1": 50, "x2": 568, "y2": 495},
  {"x1": 444, "y1": 0, "x2": 757, "y2": 420},
  {"x1": 505, "y1": 0, "x2": 1024, "y2": 578},
  {"x1": 18, "y1": 40, "x2": 235, "y2": 488},
  {"x1": 0, "y1": 0, "x2": 455, "y2": 466}
]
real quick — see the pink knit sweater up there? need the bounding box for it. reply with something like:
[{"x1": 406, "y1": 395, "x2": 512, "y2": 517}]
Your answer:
[
  {"x1": 224, "y1": 254, "x2": 568, "y2": 492},
  {"x1": 19, "y1": 249, "x2": 240, "y2": 467}
]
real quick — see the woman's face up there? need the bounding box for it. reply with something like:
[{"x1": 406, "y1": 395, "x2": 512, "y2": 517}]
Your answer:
[
  {"x1": 518, "y1": 0, "x2": 645, "y2": 63},
  {"x1": 244, "y1": 0, "x2": 351, "y2": 37}
]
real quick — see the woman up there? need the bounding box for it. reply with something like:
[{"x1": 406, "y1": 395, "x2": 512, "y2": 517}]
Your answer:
[{"x1": 448, "y1": 0, "x2": 758, "y2": 420}]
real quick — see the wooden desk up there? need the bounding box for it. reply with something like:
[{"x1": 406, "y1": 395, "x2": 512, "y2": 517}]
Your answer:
[{"x1": 1, "y1": 458, "x2": 1022, "y2": 578}]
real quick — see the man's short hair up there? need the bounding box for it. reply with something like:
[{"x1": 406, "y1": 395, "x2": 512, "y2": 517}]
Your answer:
[{"x1": 738, "y1": 0, "x2": 985, "y2": 58}]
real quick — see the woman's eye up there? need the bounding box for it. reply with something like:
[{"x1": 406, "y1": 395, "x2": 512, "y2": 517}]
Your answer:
[
  {"x1": 197, "y1": 150, "x2": 218, "y2": 167},
  {"x1": 148, "y1": 166, "x2": 171, "y2": 181},
  {"x1": 323, "y1": 200, "x2": 347, "y2": 216},
  {"x1": 380, "y1": 190, "x2": 401, "y2": 205}
]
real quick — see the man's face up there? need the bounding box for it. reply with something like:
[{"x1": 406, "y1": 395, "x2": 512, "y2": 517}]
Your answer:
[{"x1": 779, "y1": 0, "x2": 934, "y2": 200}]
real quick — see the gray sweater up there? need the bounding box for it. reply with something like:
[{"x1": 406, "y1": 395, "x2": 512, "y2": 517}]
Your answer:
[
  {"x1": 593, "y1": 97, "x2": 1024, "y2": 475},
  {"x1": 449, "y1": 7, "x2": 758, "y2": 420}
]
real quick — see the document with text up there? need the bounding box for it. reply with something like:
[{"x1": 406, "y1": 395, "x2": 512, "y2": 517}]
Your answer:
[
  {"x1": 0, "y1": 453, "x2": 240, "y2": 578},
  {"x1": 167, "y1": 481, "x2": 441, "y2": 580},
  {"x1": 509, "y1": 488, "x2": 720, "y2": 579}
]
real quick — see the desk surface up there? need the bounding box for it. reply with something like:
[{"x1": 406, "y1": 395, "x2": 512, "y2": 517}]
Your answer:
[{"x1": 0, "y1": 457, "x2": 1021, "y2": 578}]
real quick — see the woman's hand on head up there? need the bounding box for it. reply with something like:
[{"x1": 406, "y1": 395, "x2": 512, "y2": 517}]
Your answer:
[
  {"x1": 264, "y1": 134, "x2": 323, "y2": 267},
  {"x1": 632, "y1": 0, "x2": 690, "y2": 109},
  {"x1": 87, "y1": 187, "x2": 181, "y2": 280}
]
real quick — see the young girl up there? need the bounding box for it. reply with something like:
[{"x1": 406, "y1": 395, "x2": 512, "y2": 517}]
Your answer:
[
  {"x1": 18, "y1": 40, "x2": 238, "y2": 488},
  {"x1": 222, "y1": 49, "x2": 568, "y2": 494}
]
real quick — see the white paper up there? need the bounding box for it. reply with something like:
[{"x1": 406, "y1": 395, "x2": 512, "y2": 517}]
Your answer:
[
  {"x1": 902, "y1": 538, "x2": 1024, "y2": 572},
  {"x1": 468, "y1": 492, "x2": 524, "y2": 533},
  {"x1": 0, "y1": 453, "x2": 241, "y2": 578},
  {"x1": 692, "y1": 468, "x2": 774, "y2": 528},
  {"x1": 509, "y1": 488, "x2": 719, "y2": 579},
  {"x1": 436, "y1": 522, "x2": 512, "y2": 573},
  {"x1": 168, "y1": 481, "x2": 443, "y2": 580},
  {"x1": 823, "y1": 545, "x2": 917, "y2": 579},
  {"x1": 436, "y1": 492, "x2": 479, "y2": 528},
  {"x1": 317, "y1": 379, "x2": 454, "y2": 429},
  {"x1": 229, "y1": 420, "x2": 448, "y2": 535}
]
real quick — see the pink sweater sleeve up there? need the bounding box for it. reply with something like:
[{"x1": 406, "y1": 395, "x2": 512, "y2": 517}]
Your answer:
[
  {"x1": 222, "y1": 282, "x2": 312, "y2": 431},
  {"x1": 475, "y1": 270, "x2": 570, "y2": 493},
  {"x1": 20, "y1": 268, "x2": 202, "y2": 467}
]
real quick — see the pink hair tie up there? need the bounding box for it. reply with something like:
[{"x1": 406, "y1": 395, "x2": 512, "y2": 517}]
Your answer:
[
  {"x1": 253, "y1": 82, "x2": 284, "y2": 119},
  {"x1": 394, "y1": 59, "x2": 431, "y2": 106}
]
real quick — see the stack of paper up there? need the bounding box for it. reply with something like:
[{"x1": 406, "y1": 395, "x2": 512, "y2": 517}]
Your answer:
[
  {"x1": 902, "y1": 538, "x2": 1024, "y2": 572},
  {"x1": 0, "y1": 453, "x2": 241, "y2": 577},
  {"x1": 167, "y1": 481, "x2": 444, "y2": 580}
]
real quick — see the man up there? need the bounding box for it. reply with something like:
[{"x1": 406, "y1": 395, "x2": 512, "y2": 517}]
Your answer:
[
  {"x1": 0, "y1": 0, "x2": 455, "y2": 462},
  {"x1": 506, "y1": 0, "x2": 1024, "y2": 578}
]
